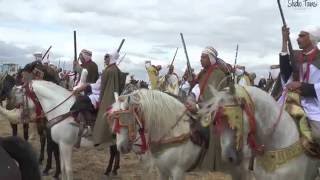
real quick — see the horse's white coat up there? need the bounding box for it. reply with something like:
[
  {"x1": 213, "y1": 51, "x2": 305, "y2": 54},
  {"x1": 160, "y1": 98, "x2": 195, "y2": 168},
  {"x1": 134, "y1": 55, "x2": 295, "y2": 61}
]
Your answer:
[
  {"x1": 111, "y1": 90, "x2": 202, "y2": 180},
  {"x1": 11, "y1": 80, "x2": 79, "y2": 180},
  {"x1": 213, "y1": 86, "x2": 320, "y2": 180}
]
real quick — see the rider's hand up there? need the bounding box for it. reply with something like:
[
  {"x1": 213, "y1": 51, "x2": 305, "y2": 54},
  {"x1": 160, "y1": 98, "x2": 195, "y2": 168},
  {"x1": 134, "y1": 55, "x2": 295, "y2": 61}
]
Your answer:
[
  {"x1": 72, "y1": 89, "x2": 80, "y2": 95},
  {"x1": 282, "y1": 25, "x2": 290, "y2": 43},
  {"x1": 285, "y1": 81, "x2": 301, "y2": 92}
]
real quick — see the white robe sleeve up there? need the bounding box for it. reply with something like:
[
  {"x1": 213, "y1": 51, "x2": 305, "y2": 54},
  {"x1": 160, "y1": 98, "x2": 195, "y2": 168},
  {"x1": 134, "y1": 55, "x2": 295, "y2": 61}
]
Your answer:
[
  {"x1": 73, "y1": 69, "x2": 88, "y2": 90},
  {"x1": 191, "y1": 84, "x2": 200, "y2": 102}
]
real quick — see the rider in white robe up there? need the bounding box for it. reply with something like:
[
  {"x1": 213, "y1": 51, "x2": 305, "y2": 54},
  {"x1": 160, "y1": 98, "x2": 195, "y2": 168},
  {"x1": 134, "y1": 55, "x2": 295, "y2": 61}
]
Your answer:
[{"x1": 280, "y1": 26, "x2": 320, "y2": 142}]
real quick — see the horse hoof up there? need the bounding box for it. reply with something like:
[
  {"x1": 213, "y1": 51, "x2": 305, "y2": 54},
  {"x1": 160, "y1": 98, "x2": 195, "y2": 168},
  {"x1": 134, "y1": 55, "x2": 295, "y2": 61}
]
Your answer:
[
  {"x1": 38, "y1": 158, "x2": 44, "y2": 164},
  {"x1": 53, "y1": 174, "x2": 60, "y2": 179},
  {"x1": 42, "y1": 171, "x2": 49, "y2": 176}
]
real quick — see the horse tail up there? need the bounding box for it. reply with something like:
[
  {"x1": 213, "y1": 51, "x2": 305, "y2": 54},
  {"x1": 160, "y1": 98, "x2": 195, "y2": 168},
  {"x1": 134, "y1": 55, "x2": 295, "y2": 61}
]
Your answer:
[{"x1": 0, "y1": 136, "x2": 41, "y2": 180}]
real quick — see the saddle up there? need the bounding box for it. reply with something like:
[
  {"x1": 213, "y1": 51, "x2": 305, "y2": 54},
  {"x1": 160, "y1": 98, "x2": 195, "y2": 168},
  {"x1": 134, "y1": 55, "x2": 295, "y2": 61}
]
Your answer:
[
  {"x1": 285, "y1": 92, "x2": 320, "y2": 158},
  {"x1": 70, "y1": 94, "x2": 97, "y2": 128}
]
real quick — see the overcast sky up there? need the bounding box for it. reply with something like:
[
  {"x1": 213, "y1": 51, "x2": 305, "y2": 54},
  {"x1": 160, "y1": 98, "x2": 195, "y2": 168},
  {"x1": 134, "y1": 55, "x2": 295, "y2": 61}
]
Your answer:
[{"x1": 0, "y1": 0, "x2": 319, "y2": 80}]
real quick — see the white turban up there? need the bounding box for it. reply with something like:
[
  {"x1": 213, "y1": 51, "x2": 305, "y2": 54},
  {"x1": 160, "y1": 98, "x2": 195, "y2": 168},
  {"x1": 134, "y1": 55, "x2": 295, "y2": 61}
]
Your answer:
[
  {"x1": 109, "y1": 51, "x2": 120, "y2": 65},
  {"x1": 34, "y1": 52, "x2": 42, "y2": 61},
  {"x1": 79, "y1": 49, "x2": 92, "y2": 64},
  {"x1": 202, "y1": 46, "x2": 218, "y2": 64},
  {"x1": 302, "y1": 26, "x2": 320, "y2": 46}
]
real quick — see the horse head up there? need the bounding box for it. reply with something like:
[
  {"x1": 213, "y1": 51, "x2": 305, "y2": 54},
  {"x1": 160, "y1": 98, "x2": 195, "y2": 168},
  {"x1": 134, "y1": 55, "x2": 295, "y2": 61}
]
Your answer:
[
  {"x1": 107, "y1": 91, "x2": 142, "y2": 154},
  {"x1": 199, "y1": 85, "x2": 245, "y2": 166},
  {"x1": 6, "y1": 85, "x2": 25, "y2": 110},
  {"x1": 109, "y1": 90, "x2": 188, "y2": 155},
  {"x1": 0, "y1": 74, "x2": 16, "y2": 102}
]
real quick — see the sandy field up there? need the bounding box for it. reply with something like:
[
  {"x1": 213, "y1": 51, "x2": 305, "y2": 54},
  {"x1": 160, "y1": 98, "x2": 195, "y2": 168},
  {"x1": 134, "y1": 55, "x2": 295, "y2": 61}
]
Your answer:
[{"x1": 0, "y1": 119, "x2": 231, "y2": 180}]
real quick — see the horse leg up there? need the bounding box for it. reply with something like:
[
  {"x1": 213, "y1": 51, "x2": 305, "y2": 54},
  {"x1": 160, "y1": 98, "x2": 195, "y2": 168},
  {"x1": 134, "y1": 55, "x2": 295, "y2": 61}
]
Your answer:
[
  {"x1": 23, "y1": 123, "x2": 29, "y2": 141},
  {"x1": 53, "y1": 142, "x2": 61, "y2": 179},
  {"x1": 59, "y1": 145, "x2": 66, "y2": 180},
  {"x1": 43, "y1": 128, "x2": 54, "y2": 175},
  {"x1": 10, "y1": 123, "x2": 18, "y2": 136},
  {"x1": 59, "y1": 143, "x2": 73, "y2": 180},
  {"x1": 112, "y1": 148, "x2": 120, "y2": 175},
  {"x1": 38, "y1": 123, "x2": 46, "y2": 164},
  {"x1": 43, "y1": 140, "x2": 52, "y2": 176},
  {"x1": 104, "y1": 144, "x2": 116, "y2": 176},
  {"x1": 158, "y1": 169, "x2": 170, "y2": 180},
  {"x1": 171, "y1": 168, "x2": 185, "y2": 180}
]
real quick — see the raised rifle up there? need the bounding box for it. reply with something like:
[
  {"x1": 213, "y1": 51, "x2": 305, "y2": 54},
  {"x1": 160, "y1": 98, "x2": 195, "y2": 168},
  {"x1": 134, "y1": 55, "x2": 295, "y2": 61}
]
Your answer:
[
  {"x1": 41, "y1": 45, "x2": 52, "y2": 61},
  {"x1": 233, "y1": 44, "x2": 239, "y2": 83},
  {"x1": 169, "y1": 47, "x2": 179, "y2": 68},
  {"x1": 117, "y1": 39, "x2": 126, "y2": 53},
  {"x1": 117, "y1": 53, "x2": 127, "y2": 65},
  {"x1": 73, "y1": 30, "x2": 77, "y2": 71},
  {"x1": 180, "y1": 33, "x2": 193, "y2": 82},
  {"x1": 277, "y1": 0, "x2": 299, "y2": 81}
]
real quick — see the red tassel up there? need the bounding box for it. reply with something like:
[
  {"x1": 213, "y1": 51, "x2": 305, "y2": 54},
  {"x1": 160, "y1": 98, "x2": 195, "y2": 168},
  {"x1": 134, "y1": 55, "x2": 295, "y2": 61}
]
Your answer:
[
  {"x1": 139, "y1": 128, "x2": 148, "y2": 153},
  {"x1": 113, "y1": 118, "x2": 121, "y2": 134},
  {"x1": 214, "y1": 106, "x2": 224, "y2": 135}
]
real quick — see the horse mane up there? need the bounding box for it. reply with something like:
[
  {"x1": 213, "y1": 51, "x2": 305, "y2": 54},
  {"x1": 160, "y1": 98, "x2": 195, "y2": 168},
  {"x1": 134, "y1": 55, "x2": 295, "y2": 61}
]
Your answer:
[
  {"x1": 32, "y1": 80, "x2": 71, "y2": 96},
  {"x1": 129, "y1": 89, "x2": 190, "y2": 141},
  {"x1": 211, "y1": 85, "x2": 298, "y2": 149}
]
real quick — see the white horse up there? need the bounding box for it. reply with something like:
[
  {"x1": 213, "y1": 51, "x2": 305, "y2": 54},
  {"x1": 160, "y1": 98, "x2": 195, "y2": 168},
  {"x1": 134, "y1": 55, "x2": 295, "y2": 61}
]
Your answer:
[
  {"x1": 7, "y1": 80, "x2": 79, "y2": 180},
  {"x1": 205, "y1": 85, "x2": 320, "y2": 180},
  {"x1": 108, "y1": 89, "x2": 238, "y2": 180},
  {"x1": 108, "y1": 89, "x2": 203, "y2": 180}
]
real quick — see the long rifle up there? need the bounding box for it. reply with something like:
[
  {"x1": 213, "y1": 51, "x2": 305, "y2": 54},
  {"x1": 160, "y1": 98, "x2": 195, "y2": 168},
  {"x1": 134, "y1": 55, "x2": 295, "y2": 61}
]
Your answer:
[
  {"x1": 277, "y1": 0, "x2": 299, "y2": 81},
  {"x1": 117, "y1": 39, "x2": 125, "y2": 53},
  {"x1": 169, "y1": 47, "x2": 179, "y2": 67},
  {"x1": 233, "y1": 44, "x2": 239, "y2": 82},
  {"x1": 117, "y1": 53, "x2": 127, "y2": 65},
  {"x1": 73, "y1": 30, "x2": 77, "y2": 71},
  {"x1": 180, "y1": 33, "x2": 193, "y2": 81},
  {"x1": 41, "y1": 46, "x2": 52, "y2": 61}
]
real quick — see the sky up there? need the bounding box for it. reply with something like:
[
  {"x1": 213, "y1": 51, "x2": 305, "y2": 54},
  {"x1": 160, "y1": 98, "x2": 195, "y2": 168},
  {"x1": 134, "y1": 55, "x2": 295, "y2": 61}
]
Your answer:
[{"x1": 0, "y1": 0, "x2": 319, "y2": 81}]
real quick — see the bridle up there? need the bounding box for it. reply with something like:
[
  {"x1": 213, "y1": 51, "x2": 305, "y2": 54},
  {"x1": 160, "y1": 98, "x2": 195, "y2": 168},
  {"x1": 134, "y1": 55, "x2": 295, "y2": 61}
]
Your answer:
[
  {"x1": 109, "y1": 104, "x2": 148, "y2": 154},
  {"x1": 16, "y1": 82, "x2": 74, "y2": 125}
]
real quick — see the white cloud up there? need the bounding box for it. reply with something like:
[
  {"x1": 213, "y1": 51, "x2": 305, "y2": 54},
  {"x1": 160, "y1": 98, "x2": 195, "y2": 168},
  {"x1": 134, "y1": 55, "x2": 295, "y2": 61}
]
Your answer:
[{"x1": 0, "y1": 0, "x2": 319, "y2": 80}]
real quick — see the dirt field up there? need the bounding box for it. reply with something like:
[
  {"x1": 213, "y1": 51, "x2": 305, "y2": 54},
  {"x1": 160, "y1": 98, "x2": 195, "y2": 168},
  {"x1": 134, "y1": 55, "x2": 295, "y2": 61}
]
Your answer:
[{"x1": 0, "y1": 119, "x2": 231, "y2": 180}]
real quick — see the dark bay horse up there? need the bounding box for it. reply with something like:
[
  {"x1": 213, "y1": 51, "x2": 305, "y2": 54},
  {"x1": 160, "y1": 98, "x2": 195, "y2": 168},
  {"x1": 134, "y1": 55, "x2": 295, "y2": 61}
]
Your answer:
[
  {"x1": 0, "y1": 136, "x2": 41, "y2": 180},
  {"x1": 5, "y1": 61, "x2": 62, "y2": 178}
]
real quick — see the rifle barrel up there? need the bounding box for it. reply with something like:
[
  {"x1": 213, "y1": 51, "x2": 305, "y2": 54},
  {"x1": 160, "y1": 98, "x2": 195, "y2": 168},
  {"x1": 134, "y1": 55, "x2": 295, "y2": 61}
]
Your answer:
[
  {"x1": 169, "y1": 47, "x2": 179, "y2": 66},
  {"x1": 277, "y1": 0, "x2": 299, "y2": 80},
  {"x1": 180, "y1": 33, "x2": 192, "y2": 76},
  {"x1": 117, "y1": 39, "x2": 125, "y2": 53},
  {"x1": 73, "y1": 30, "x2": 77, "y2": 71},
  {"x1": 41, "y1": 46, "x2": 52, "y2": 61}
]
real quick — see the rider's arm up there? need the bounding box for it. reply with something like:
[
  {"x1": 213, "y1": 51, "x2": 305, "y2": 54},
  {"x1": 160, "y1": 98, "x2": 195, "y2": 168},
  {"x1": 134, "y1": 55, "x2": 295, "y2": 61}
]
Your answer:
[{"x1": 279, "y1": 54, "x2": 292, "y2": 83}]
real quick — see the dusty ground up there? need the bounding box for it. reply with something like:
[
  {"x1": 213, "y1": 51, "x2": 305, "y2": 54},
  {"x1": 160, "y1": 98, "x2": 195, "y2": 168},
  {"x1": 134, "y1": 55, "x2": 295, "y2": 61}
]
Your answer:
[{"x1": 0, "y1": 119, "x2": 231, "y2": 180}]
